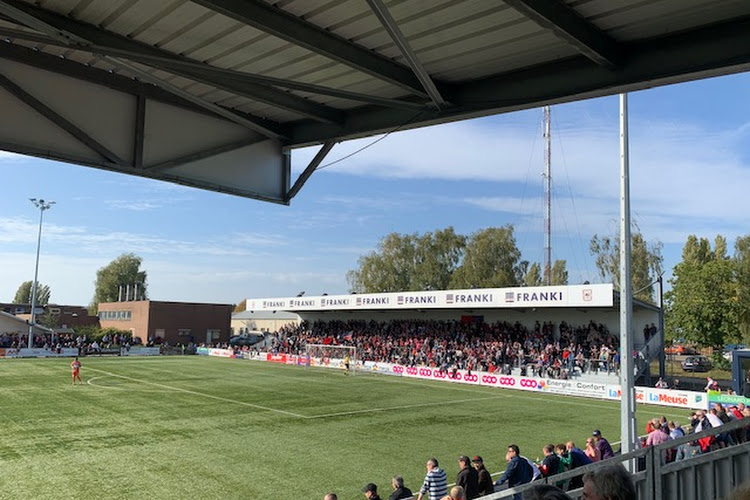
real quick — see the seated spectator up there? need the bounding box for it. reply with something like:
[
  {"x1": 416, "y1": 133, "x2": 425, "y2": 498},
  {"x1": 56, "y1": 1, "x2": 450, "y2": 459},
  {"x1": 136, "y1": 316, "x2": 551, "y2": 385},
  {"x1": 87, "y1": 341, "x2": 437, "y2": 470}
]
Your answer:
[{"x1": 582, "y1": 463, "x2": 636, "y2": 500}]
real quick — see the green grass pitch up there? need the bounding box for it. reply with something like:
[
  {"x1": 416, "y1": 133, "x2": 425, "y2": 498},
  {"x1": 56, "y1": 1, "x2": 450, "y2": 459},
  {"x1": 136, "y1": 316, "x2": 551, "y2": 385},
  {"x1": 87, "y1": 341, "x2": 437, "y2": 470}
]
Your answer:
[{"x1": 0, "y1": 356, "x2": 686, "y2": 499}]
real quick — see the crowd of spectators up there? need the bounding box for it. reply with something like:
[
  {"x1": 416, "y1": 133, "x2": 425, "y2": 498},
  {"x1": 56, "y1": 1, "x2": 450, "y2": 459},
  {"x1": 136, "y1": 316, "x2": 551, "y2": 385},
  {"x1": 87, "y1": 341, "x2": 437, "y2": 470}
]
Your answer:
[{"x1": 261, "y1": 318, "x2": 621, "y2": 379}]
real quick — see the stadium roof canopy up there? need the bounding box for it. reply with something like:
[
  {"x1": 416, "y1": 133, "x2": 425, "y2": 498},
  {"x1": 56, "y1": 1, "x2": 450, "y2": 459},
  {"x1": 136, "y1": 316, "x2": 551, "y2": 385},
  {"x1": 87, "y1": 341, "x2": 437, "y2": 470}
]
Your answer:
[{"x1": 2, "y1": 0, "x2": 749, "y2": 204}]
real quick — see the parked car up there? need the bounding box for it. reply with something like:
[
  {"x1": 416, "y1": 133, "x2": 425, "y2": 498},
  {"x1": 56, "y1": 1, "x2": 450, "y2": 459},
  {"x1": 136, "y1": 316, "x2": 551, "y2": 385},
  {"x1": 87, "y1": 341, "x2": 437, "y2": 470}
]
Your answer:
[
  {"x1": 680, "y1": 355, "x2": 712, "y2": 372},
  {"x1": 229, "y1": 331, "x2": 265, "y2": 347},
  {"x1": 665, "y1": 344, "x2": 698, "y2": 355}
]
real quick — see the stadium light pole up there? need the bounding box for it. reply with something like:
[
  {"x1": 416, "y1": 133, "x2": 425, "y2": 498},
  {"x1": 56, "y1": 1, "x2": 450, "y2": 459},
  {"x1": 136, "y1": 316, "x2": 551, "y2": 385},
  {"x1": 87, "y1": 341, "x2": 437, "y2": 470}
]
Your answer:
[{"x1": 27, "y1": 198, "x2": 55, "y2": 350}]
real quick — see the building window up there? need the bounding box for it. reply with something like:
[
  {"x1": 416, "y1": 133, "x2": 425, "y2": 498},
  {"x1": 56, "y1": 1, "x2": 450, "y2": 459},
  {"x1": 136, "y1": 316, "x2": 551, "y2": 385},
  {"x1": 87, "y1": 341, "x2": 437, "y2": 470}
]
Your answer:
[
  {"x1": 99, "y1": 310, "x2": 132, "y2": 321},
  {"x1": 207, "y1": 329, "x2": 221, "y2": 340},
  {"x1": 178, "y1": 329, "x2": 191, "y2": 337}
]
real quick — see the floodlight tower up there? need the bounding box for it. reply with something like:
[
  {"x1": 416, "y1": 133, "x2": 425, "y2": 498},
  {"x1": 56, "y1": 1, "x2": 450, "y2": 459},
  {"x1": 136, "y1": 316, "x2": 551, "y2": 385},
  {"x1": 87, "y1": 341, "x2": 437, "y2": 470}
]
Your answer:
[{"x1": 27, "y1": 198, "x2": 55, "y2": 349}]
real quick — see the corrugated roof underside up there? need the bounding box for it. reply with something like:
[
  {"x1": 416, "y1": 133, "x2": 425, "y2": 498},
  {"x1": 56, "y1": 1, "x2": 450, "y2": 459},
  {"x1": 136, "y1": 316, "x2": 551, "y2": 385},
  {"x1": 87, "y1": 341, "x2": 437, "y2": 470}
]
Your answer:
[{"x1": 8, "y1": 0, "x2": 750, "y2": 120}]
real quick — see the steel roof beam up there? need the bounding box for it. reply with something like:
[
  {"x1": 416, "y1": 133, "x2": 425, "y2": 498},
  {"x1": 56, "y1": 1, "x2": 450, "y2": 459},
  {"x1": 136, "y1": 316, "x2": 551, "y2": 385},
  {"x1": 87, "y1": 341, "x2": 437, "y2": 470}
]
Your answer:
[
  {"x1": 0, "y1": 72, "x2": 128, "y2": 166},
  {"x1": 365, "y1": 0, "x2": 446, "y2": 109},
  {"x1": 503, "y1": 0, "x2": 623, "y2": 68},
  {"x1": 145, "y1": 137, "x2": 265, "y2": 172},
  {"x1": 0, "y1": 42, "x2": 286, "y2": 137},
  {"x1": 190, "y1": 0, "x2": 435, "y2": 97},
  {"x1": 0, "y1": 26, "x2": 428, "y2": 111},
  {"x1": 288, "y1": 16, "x2": 750, "y2": 147},
  {"x1": 1, "y1": 0, "x2": 344, "y2": 124}
]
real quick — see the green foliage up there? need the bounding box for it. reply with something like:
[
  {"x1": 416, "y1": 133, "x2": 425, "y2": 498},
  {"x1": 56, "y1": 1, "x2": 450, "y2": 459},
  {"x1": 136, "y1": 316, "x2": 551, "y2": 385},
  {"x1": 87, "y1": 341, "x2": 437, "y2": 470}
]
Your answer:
[
  {"x1": 37, "y1": 309, "x2": 60, "y2": 329},
  {"x1": 735, "y1": 235, "x2": 750, "y2": 344},
  {"x1": 449, "y1": 225, "x2": 522, "y2": 289},
  {"x1": 665, "y1": 235, "x2": 742, "y2": 348},
  {"x1": 13, "y1": 280, "x2": 51, "y2": 305},
  {"x1": 71, "y1": 324, "x2": 131, "y2": 342},
  {"x1": 711, "y1": 352, "x2": 731, "y2": 372},
  {"x1": 90, "y1": 253, "x2": 148, "y2": 313},
  {"x1": 590, "y1": 227, "x2": 663, "y2": 302},
  {"x1": 522, "y1": 261, "x2": 542, "y2": 286},
  {"x1": 348, "y1": 227, "x2": 465, "y2": 293},
  {"x1": 549, "y1": 260, "x2": 569, "y2": 285}
]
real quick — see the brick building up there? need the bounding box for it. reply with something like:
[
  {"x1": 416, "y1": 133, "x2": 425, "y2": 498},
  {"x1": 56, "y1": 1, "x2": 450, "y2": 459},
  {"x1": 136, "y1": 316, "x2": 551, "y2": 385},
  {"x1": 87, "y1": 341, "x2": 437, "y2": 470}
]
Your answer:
[{"x1": 98, "y1": 300, "x2": 232, "y2": 345}]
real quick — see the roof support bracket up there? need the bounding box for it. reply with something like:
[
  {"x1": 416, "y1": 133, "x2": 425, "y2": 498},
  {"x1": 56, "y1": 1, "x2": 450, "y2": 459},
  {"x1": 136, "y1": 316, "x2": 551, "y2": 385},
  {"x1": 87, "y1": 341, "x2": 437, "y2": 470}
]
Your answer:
[{"x1": 285, "y1": 141, "x2": 335, "y2": 202}]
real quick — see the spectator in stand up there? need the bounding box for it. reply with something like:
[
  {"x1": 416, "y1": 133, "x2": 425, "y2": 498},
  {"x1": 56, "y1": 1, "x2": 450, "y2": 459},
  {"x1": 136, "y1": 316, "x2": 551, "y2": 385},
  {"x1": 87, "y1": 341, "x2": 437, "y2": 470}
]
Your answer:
[
  {"x1": 539, "y1": 444, "x2": 562, "y2": 477},
  {"x1": 705, "y1": 377, "x2": 719, "y2": 391},
  {"x1": 582, "y1": 463, "x2": 636, "y2": 500},
  {"x1": 471, "y1": 456, "x2": 493, "y2": 497},
  {"x1": 522, "y1": 484, "x2": 573, "y2": 500},
  {"x1": 324, "y1": 493, "x2": 338, "y2": 500},
  {"x1": 456, "y1": 456, "x2": 479, "y2": 500},
  {"x1": 559, "y1": 442, "x2": 592, "y2": 489},
  {"x1": 592, "y1": 430, "x2": 614, "y2": 459},
  {"x1": 362, "y1": 483, "x2": 382, "y2": 500},
  {"x1": 495, "y1": 444, "x2": 534, "y2": 500},
  {"x1": 584, "y1": 438, "x2": 601, "y2": 462},
  {"x1": 671, "y1": 378, "x2": 681, "y2": 390},
  {"x1": 417, "y1": 458, "x2": 448, "y2": 500},
  {"x1": 448, "y1": 486, "x2": 466, "y2": 500},
  {"x1": 655, "y1": 377, "x2": 668, "y2": 389},
  {"x1": 645, "y1": 419, "x2": 670, "y2": 446},
  {"x1": 727, "y1": 481, "x2": 750, "y2": 500},
  {"x1": 668, "y1": 421, "x2": 685, "y2": 440},
  {"x1": 388, "y1": 476, "x2": 412, "y2": 500}
]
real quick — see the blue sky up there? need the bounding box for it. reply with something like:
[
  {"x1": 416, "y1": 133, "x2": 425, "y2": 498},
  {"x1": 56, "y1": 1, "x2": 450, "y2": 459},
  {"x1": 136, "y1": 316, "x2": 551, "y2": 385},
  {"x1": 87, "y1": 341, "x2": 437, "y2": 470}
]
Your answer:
[{"x1": 1, "y1": 72, "x2": 749, "y2": 307}]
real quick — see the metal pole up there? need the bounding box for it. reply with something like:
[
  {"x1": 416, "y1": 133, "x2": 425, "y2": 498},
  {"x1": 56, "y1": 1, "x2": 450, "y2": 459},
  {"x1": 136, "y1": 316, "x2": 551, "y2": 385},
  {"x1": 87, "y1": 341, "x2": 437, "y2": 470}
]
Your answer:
[
  {"x1": 543, "y1": 105, "x2": 552, "y2": 285},
  {"x1": 619, "y1": 93, "x2": 636, "y2": 460},
  {"x1": 27, "y1": 198, "x2": 54, "y2": 349},
  {"x1": 658, "y1": 274, "x2": 666, "y2": 379}
]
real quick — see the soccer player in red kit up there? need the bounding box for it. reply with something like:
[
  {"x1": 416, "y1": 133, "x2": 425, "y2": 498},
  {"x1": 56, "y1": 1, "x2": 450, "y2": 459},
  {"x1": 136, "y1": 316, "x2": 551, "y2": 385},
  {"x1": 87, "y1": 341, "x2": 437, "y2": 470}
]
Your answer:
[{"x1": 71, "y1": 357, "x2": 82, "y2": 385}]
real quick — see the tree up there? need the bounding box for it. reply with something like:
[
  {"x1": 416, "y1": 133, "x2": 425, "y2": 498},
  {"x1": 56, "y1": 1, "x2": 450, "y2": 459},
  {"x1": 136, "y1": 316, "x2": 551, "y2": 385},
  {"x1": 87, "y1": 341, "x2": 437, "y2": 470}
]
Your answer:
[
  {"x1": 735, "y1": 235, "x2": 750, "y2": 344},
  {"x1": 522, "y1": 262, "x2": 542, "y2": 287},
  {"x1": 38, "y1": 309, "x2": 60, "y2": 329},
  {"x1": 449, "y1": 225, "x2": 522, "y2": 289},
  {"x1": 590, "y1": 228, "x2": 663, "y2": 302},
  {"x1": 665, "y1": 235, "x2": 740, "y2": 347},
  {"x1": 13, "y1": 280, "x2": 51, "y2": 305},
  {"x1": 548, "y1": 260, "x2": 569, "y2": 285},
  {"x1": 347, "y1": 228, "x2": 465, "y2": 293},
  {"x1": 90, "y1": 253, "x2": 147, "y2": 313}
]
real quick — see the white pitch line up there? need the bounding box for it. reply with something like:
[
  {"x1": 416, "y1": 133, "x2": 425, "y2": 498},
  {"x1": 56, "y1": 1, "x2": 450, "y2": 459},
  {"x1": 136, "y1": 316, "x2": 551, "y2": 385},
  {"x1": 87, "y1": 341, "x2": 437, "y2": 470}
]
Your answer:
[
  {"x1": 86, "y1": 367, "x2": 305, "y2": 418},
  {"x1": 306, "y1": 394, "x2": 507, "y2": 419}
]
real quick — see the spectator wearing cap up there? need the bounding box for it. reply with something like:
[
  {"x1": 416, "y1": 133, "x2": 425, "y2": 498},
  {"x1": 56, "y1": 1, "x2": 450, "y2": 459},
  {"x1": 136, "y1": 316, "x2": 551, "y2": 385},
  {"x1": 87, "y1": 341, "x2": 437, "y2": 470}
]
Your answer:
[
  {"x1": 362, "y1": 483, "x2": 382, "y2": 500},
  {"x1": 592, "y1": 430, "x2": 614, "y2": 459},
  {"x1": 388, "y1": 476, "x2": 412, "y2": 500},
  {"x1": 495, "y1": 444, "x2": 533, "y2": 500},
  {"x1": 471, "y1": 456, "x2": 494, "y2": 497},
  {"x1": 417, "y1": 458, "x2": 448, "y2": 500},
  {"x1": 456, "y1": 455, "x2": 479, "y2": 500}
]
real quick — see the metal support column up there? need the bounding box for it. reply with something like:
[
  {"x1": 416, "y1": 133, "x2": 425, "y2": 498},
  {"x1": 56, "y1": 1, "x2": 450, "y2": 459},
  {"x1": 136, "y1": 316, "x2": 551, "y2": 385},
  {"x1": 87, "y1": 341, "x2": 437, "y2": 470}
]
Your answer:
[{"x1": 619, "y1": 93, "x2": 636, "y2": 460}]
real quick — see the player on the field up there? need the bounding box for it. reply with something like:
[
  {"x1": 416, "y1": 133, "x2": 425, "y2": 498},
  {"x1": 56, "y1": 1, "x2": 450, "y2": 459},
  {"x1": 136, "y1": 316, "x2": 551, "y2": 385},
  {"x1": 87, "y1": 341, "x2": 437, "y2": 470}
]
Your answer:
[
  {"x1": 71, "y1": 357, "x2": 82, "y2": 385},
  {"x1": 344, "y1": 354, "x2": 350, "y2": 375}
]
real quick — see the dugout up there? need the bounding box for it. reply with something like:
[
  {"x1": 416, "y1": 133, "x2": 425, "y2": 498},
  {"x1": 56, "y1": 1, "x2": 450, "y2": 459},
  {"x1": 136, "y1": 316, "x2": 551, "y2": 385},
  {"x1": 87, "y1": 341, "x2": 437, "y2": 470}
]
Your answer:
[{"x1": 246, "y1": 283, "x2": 660, "y2": 350}]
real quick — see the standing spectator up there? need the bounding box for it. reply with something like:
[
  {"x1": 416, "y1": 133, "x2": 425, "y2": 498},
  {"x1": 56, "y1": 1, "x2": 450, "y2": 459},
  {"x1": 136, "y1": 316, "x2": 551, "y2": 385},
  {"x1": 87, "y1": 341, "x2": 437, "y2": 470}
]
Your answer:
[
  {"x1": 705, "y1": 377, "x2": 719, "y2": 391},
  {"x1": 456, "y1": 455, "x2": 479, "y2": 500},
  {"x1": 645, "y1": 420, "x2": 670, "y2": 446},
  {"x1": 362, "y1": 483, "x2": 382, "y2": 500},
  {"x1": 592, "y1": 430, "x2": 614, "y2": 459},
  {"x1": 417, "y1": 458, "x2": 448, "y2": 500},
  {"x1": 584, "y1": 438, "x2": 601, "y2": 462},
  {"x1": 494, "y1": 444, "x2": 533, "y2": 500},
  {"x1": 388, "y1": 476, "x2": 412, "y2": 500},
  {"x1": 472, "y1": 456, "x2": 493, "y2": 497},
  {"x1": 582, "y1": 463, "x2": 636, "y2": 500},
  {"x1": 655, "y1": 377, "x2": 668, "y2": 389},
  {"x1": 539, "y1": 444, "x2": 562, "y2": 477}
]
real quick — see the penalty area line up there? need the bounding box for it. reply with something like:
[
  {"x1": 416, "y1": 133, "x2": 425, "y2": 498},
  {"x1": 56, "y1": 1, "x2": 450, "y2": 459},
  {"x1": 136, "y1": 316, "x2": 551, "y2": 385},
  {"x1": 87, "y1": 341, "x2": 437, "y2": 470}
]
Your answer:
[
  {"x1": 86, "y1": 367, "x2": 306, "y2": 418},
  {"x1": 306, "y1": 394, "x2": 507, "y2": 419}
]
